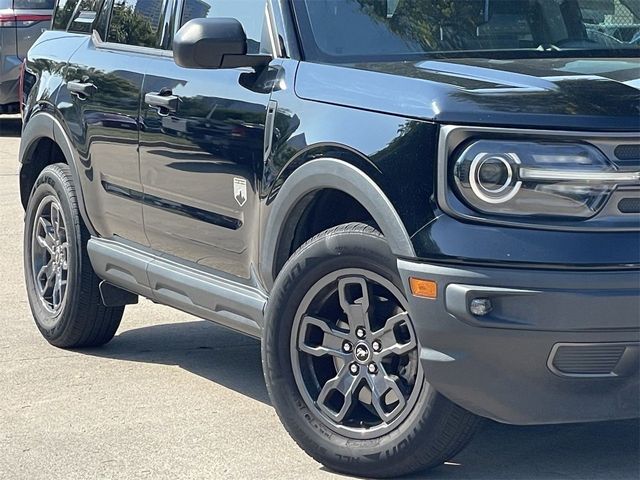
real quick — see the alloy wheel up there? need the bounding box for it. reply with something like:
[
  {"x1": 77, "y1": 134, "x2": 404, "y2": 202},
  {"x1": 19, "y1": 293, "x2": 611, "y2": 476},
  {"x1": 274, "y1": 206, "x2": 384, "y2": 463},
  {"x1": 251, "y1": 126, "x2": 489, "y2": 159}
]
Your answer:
[
  {"x1": 31, "y1": 195, "x2": 69, "y2": 318},
  {"x1": 291, "y1": 269, "x2": 423, "y2": 439}
]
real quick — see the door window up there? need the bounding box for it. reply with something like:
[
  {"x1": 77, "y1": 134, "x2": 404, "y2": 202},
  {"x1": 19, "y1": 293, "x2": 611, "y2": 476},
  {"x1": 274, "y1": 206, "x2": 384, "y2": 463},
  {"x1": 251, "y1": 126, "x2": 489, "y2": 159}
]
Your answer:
[
  {"x1": 180, "y1": 0, "x2": 265, "y2": 53},
  {"x1": 53, "y1": 0, "x2": 78, "y2": 29},
  {"x1": 52, "y1": 0, "x2": 100, "y2": 33},
  {"x1": 107, "y1": 0, "x2": 166, "y2": 48}
]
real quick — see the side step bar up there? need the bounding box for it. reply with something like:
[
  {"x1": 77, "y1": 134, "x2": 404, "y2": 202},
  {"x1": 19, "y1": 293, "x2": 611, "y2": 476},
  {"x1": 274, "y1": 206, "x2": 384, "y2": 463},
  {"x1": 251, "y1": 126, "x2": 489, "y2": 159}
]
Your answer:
[{"x1": 87, "y1": 238, "x2": 266, "y2": 338}]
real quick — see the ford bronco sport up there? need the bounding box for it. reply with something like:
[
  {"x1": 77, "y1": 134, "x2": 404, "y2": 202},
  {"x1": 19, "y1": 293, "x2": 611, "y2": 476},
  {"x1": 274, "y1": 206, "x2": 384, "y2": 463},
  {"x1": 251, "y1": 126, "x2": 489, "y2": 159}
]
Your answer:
[{"x1": 19, "y1": 0, "x2": 640, "y2": 477}]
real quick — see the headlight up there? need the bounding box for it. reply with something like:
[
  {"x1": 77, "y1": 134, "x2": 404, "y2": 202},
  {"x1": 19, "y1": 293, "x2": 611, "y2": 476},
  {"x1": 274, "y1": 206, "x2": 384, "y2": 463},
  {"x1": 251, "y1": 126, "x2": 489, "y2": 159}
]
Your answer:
[{"x1": 452, "y1": 140, "x2": 638, "y2": 219}]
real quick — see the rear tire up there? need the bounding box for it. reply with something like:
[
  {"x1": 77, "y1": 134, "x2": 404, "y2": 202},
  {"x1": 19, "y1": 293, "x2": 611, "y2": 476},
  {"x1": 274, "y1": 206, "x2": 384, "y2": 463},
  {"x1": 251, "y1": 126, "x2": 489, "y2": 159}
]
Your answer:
[
  {"x1": 23, "y1": 163, "x2": 123, "y2": 348},
  {"x1": 263, "y1": 223, "x2": 483, "y2": 478}
]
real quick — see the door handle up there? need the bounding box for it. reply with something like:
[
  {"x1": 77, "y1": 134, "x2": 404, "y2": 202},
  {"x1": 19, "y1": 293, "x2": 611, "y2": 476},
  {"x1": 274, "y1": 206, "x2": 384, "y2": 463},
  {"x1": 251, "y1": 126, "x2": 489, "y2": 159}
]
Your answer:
[
  {"x1": 145, "y1": 92, "x2": 179, "y2": 115},
  {"x1": 68, "y1": 80, "x2": 97, "y2": 99}
]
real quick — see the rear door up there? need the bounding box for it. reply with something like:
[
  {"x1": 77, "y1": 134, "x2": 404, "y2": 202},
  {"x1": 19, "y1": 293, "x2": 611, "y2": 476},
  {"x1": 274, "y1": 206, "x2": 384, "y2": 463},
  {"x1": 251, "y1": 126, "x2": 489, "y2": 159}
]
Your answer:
[
  {"x1": 139, "y1": 0, "x2": 274, "y2": 279},
  {"x1": 58, "y1": 0, "x2": 172, "y2": 245}
]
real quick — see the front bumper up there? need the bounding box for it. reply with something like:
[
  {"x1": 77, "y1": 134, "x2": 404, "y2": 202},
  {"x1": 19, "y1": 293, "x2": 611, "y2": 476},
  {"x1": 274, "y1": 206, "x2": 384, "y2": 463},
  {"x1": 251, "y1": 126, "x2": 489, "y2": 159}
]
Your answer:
[{"x1": 398, "y1": 259, "x2": 640, "y2": 425}]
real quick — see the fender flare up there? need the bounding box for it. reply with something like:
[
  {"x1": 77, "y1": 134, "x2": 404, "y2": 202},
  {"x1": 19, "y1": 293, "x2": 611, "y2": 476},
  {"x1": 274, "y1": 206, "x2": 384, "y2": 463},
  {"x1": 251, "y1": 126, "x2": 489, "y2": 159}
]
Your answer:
[
  {"x1": 260, "y1": 158, "x2": 415, "y2": 290},
  {"x1": 19, "y1": 112, "x2": 97, "y2": 236}
]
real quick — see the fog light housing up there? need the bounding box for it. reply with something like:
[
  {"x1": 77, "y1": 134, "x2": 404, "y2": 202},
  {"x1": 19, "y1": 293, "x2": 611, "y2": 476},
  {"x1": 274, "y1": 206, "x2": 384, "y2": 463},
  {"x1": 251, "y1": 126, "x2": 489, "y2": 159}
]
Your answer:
[{"x1": 470, "y1": 298, "x2": 493, "y2": 316}]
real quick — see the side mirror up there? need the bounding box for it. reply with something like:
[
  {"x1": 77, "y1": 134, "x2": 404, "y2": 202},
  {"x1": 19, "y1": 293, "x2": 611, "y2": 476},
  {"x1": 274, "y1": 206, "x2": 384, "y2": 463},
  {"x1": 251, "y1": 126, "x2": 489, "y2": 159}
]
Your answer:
[{"x1": 173, "y1": 18, "x2": 271, "y2": 70}]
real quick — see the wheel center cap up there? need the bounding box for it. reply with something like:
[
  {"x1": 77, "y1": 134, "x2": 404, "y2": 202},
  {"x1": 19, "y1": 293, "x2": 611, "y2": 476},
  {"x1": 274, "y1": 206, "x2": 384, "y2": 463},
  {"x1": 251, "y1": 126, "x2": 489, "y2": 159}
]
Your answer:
[{"x1": 354, "y1": 342, "x2": 371, "y2": 364}]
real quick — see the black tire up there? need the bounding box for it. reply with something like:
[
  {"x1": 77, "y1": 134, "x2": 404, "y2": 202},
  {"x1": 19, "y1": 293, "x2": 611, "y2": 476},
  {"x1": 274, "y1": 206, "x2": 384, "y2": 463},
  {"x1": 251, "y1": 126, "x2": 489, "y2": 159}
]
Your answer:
[
  {"x1": 23, "y1": 163, "x2": 123, "y2": 348},
  {"x1": 263, "y1": 223, "x2": 483, "y2": 478}
]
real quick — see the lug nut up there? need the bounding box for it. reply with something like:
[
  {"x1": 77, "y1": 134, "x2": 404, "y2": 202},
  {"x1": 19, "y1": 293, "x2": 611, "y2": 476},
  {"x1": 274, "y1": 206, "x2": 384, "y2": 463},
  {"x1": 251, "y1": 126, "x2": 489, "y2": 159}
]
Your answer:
[
  {"x1": 372, "y1": 340, "x2": 382, "y2": 352},
  {"x1": 367, "y1": 363, "x2": 378, "y2": 374},
  {"x1": 342, "y1": 341, "x2": 353, "y2": 353},
  {"x1": 355, "y1": 327, "x2": 366, "y2": 339},
  {"x1": 349, "y1": 363, "x2": 359, "y2": 375}
]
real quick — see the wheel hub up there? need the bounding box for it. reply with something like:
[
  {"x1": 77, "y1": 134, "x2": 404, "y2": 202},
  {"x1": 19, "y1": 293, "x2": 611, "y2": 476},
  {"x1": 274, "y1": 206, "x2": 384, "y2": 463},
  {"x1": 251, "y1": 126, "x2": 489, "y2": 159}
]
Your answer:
[{"x1": 354, "y1": 342, "x2": 371, "y2": 364}]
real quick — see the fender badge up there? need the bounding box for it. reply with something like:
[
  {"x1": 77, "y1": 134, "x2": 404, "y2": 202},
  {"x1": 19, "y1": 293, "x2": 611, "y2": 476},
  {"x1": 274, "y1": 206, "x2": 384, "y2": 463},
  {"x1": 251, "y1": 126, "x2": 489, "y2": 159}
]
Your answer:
[{"x1": 234, "y1": 178, "x2": 247, "y2": 207}]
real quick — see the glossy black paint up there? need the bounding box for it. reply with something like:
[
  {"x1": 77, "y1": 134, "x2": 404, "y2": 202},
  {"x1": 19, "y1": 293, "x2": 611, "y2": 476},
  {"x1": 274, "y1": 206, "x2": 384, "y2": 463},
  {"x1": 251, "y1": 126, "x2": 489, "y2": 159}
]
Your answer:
[
  {"x1": 58, "y1": 35, "x2": 150, "y2": 246},
  {"x1": 140, "y1": 54, "x2": 272, "y2": 278},
  {"x1": 20, "y1": 1, "x2": 640, "y2": 293},
  {"x1": 263, "y1": 58, "x2": 438, "y2": 238},
  {"x1": 295, "y1": 57, "x2": 640, "y2": 131},
  {"x1": 101, "y1": 181, "x2": 243, "y2": 230}
]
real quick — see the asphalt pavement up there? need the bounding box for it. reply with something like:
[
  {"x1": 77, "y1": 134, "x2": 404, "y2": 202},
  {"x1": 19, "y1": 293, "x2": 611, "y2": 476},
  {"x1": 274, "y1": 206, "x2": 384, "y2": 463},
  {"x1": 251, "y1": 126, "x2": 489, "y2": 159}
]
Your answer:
[{"x1": 1, "y1": 115, "x2": 638, "y2": 479}]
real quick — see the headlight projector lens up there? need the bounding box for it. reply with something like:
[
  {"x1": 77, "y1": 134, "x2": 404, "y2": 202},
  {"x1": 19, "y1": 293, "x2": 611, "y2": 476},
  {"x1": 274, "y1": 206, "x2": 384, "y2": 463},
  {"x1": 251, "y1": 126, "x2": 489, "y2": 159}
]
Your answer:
[{"x1": 469, "y1": 153, "x2": 522, "y2": 204}]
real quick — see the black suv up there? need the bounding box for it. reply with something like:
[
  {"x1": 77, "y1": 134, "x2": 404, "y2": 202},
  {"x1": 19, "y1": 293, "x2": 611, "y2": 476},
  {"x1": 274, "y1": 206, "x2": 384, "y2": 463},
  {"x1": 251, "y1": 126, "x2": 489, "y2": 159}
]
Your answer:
[{"x1": 19, "y1": 0, "x2": 640, "y2": 477}]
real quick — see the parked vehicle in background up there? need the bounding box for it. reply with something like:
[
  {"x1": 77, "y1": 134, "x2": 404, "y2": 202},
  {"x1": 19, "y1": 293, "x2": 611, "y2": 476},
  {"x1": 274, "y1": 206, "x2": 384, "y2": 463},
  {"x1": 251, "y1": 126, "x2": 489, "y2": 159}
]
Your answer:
[
  {"x1": 18, "y1": 0, "x2": 640, "y2": 478},
  {"x1": 0, "y1": 0, "x2": 52, "y2": 113}
]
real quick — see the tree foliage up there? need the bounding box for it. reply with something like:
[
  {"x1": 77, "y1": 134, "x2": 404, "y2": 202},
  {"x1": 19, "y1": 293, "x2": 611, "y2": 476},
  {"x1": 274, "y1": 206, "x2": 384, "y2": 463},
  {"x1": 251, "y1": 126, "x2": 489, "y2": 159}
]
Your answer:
[
  {"x1": 108, "y1": 2, "x2": 157, "y2": 48},
  {"x1": 355, "y1": 0, "x2": 481, "y2": 50}
]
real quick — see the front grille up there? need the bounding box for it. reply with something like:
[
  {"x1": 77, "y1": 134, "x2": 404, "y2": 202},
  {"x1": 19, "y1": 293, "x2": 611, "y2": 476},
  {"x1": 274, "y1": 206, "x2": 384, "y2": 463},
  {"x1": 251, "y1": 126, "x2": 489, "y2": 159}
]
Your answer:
[
  {"x1": 618, "y1": 198, "x2": 640, "y2": 214},
  {"x1": 615, "y1": 144, "x2": 640, "y2": 160},
  {"x1": 549, "y1": 343, "x2": 633, "y2": 377},
  {"x1": 614, "y1": 145, "x2": 640, "y2": 170}
]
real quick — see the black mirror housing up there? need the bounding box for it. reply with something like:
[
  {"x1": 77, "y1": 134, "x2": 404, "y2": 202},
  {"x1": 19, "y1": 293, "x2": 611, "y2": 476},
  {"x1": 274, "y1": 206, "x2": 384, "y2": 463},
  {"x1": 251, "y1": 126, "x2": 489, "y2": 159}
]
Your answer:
[{"x1": 173, "y1": 18, "x2": 271, "y2": 70}]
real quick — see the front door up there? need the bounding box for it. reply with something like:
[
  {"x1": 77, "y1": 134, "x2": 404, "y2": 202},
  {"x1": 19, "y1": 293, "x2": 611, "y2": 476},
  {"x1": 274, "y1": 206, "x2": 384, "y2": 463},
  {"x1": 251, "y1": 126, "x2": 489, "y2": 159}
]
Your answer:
[
  {"x1": 139, "y1": 0, "x2": 273, "y2": 279},
  {"x1": 60, "y1": 0, "x2": 172, "y2": 245}
]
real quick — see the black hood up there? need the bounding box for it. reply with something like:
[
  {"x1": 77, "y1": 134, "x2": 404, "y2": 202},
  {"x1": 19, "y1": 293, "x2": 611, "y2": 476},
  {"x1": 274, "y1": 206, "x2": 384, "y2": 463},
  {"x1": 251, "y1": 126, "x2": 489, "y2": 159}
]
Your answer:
[{"x1": 295, "y1": 57, "x2": 640, "y2": 131}]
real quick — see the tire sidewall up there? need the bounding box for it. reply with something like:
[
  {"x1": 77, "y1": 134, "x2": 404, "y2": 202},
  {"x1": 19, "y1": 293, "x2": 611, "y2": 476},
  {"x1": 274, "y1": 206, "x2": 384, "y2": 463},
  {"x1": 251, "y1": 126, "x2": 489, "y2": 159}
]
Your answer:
[
  {"x1": 263, "y1": 226, "x2": 437, "y2": 471},
  {"x1": 24, "y1": 166, "x2": 82, "y2": 341}
]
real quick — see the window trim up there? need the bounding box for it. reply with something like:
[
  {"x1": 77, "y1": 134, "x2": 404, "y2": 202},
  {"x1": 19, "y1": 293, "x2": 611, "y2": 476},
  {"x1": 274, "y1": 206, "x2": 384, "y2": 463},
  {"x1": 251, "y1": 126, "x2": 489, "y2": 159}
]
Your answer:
[
  {"x1": 91, "y1": 28, "x2": 173, "y2": 57},
  {"x1": 90, "y1": 0, "x2": 287, "y2": 61},
  {"x1": 270, "y1": 0, "x2": 300, "y2": 59}
]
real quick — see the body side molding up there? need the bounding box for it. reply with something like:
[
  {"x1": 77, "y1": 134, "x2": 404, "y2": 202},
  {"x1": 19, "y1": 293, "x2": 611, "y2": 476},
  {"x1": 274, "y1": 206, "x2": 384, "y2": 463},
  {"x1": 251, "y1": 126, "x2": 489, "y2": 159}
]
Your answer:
[
  {"x1": 260, "y1": 157, "x2": 416, "y2": 290},
  {"x1": 88, "y1": 238, "x2": 266, "y2": 338}
]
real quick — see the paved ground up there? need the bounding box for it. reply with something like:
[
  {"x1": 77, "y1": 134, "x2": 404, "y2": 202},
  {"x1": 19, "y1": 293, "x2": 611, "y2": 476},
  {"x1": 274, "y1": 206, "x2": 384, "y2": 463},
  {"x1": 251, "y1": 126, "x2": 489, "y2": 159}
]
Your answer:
[{"x1": 0, "y1": 115, "x2": 638, "y2": 480}]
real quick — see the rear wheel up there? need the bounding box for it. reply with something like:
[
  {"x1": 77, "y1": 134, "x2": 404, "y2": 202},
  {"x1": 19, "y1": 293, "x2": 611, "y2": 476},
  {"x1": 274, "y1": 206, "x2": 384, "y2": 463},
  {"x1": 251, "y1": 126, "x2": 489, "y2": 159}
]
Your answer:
[
  {"x1": 23, "y1": 163, "x2": 123, "y2": 348},
  {"x1": 263, "y1": 223, "x2": 483, "y2": 478}
]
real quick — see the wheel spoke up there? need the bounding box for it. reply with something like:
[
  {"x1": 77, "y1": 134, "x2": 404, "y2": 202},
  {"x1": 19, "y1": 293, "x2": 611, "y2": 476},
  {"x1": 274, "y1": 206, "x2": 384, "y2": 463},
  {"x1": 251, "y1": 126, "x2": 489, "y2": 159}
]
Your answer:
[
  {"x1": 298, "y1": 315, "x2": 351, "y2": 361},
  {"x1": 372, "y1": 312, "x2": 417, "y2": 359},
  {"x1": 317, "y1": 366, "x2": 360, "y2": 422},
  {"x1": 338, "y1": 277, "x2": 373, "y2": 333},
  {"x1": 51, "y1": 202, "x2": 62, "y2": 240},
  {"x1": 36, "y1": 218, "x2": 55, "y2": 255},
  {"x1": 374, "y1": 312, "x2": 409, "y2": 337},
  {"x1": 368, "y1": 371, "x2": 407, "y2": 423},
  {"x1": 52, "y1": 274, "x2": 66, "y2": 310},
  {"x1": 60, "y1": 242, "x2": 69, "y2": 270},
  {"x1": 37, "y1": 260, "x2": 55, "y2": 296}
]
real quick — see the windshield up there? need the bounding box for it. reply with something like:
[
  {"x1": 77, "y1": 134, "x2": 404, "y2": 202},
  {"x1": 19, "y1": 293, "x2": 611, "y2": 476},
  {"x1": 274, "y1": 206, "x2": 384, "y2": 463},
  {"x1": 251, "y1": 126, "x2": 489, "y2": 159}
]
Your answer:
[{"x1": 293, "y1": 0, "x2": 640, "y2": 62}]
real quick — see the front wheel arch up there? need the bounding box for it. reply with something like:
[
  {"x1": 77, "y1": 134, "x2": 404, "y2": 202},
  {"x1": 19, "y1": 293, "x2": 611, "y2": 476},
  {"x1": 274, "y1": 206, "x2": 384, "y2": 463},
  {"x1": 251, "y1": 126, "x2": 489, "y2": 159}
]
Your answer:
[
  {"x1": 19, "y1": 112, "x2": 97, "y2": 236},
  {"x1": 260, "y1": 158, "x2": 415, "y2": 290}
]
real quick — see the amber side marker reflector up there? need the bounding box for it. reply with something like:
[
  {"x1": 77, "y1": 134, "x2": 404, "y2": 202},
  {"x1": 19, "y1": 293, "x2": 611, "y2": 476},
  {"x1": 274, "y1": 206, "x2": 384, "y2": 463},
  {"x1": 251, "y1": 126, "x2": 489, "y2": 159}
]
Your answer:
[{"x1": 409, "y1": 278, "x2": 437, "y2": 299}]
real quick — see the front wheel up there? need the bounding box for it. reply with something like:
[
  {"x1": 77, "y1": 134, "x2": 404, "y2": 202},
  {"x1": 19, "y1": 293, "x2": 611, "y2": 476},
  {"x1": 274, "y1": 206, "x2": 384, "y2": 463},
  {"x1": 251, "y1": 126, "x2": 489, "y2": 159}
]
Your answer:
[
  {"x1": 23, "y1": 163, "x2": 124, "y2": 348},
  {"x1": 262, "y1": 223, "x2": 483, "y2": 478}
]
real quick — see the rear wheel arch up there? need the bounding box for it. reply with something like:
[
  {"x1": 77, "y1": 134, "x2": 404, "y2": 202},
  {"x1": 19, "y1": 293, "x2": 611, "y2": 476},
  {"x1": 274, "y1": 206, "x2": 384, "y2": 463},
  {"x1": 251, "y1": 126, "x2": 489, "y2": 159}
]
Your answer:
[
  {"x1": 260, "y1": 158, "x2": 415, "y2": 290},
  {"x1": 20, "y1": 112, "x2": 96, "y2": 236}
]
